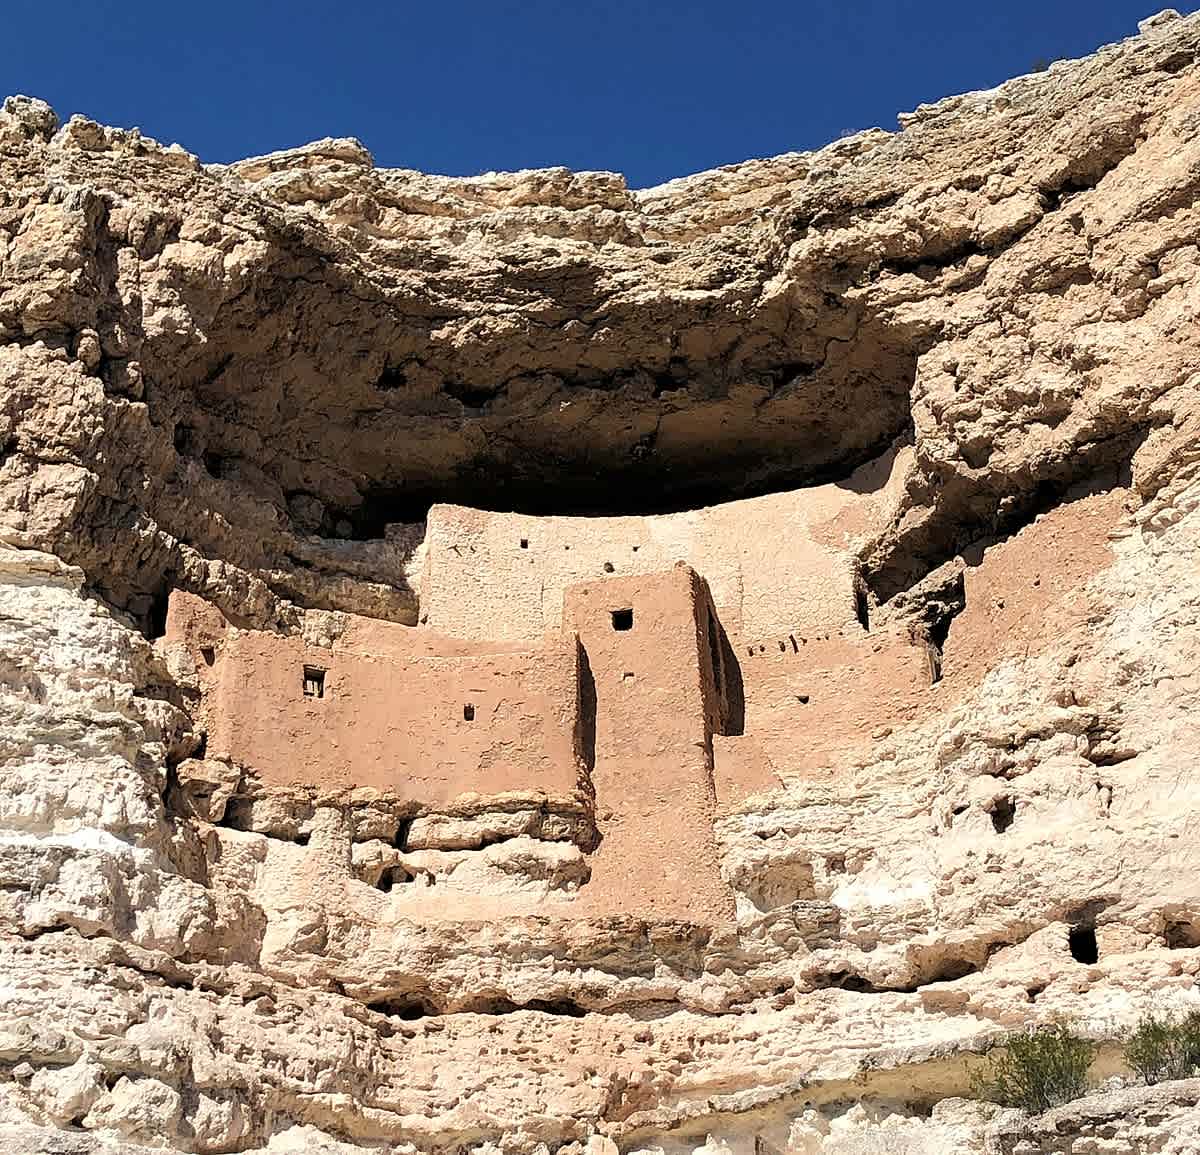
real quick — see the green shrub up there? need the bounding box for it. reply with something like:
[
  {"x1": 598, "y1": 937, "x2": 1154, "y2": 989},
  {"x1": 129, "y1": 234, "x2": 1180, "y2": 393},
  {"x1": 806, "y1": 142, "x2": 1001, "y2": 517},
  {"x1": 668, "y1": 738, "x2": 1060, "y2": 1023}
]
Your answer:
[
  {"x1": 970, "y1": 1023, "x2": 1094, "y2": 1113},
  {"x1": 1125, "y1": 1011, "x2": 1200, "y2": 1084},
  {"x1": 1181, "y1": 1012, "x2": 1200, "y2": 1071}
]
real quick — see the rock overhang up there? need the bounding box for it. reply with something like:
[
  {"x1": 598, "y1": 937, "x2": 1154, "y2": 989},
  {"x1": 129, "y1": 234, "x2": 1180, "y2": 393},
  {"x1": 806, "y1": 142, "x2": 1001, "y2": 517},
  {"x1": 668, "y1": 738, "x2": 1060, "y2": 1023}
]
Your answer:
[{"x1": 0, "y1": 8, "x2": 1200, "y2": 1149}]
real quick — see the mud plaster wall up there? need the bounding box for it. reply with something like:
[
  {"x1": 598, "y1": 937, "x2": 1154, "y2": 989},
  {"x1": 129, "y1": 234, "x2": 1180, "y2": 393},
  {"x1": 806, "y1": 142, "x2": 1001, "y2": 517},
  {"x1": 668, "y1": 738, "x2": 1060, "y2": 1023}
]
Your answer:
[
  {"x1": 942, "y1": 489, "x2": 1129, "y2": 685},
  {"x1": 713, "y1": 489, "x2": 1131, "y2": 791},
  {"x1": 170, "y1": 567, "x2": 739, "y2": 922},
  {"x1": 564, "y1": 565, "x2": 734, "y2": 922},
  {"x1": 417, "y1": 452, "x2": 912, "y2": 643},
  {"x1": 168, "y1": 595, "x2": 584, "y2": 806},
  {"x1": 723, "y1": 628, "x2": 932, "y2": 789}
]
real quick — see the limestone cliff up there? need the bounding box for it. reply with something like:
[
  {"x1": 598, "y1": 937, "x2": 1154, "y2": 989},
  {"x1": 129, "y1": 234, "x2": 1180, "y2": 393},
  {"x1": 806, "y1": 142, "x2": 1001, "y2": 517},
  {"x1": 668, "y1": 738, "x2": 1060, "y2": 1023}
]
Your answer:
[{"x1": 2, "y1": 8, "x2": 1200, "y2": 1153}]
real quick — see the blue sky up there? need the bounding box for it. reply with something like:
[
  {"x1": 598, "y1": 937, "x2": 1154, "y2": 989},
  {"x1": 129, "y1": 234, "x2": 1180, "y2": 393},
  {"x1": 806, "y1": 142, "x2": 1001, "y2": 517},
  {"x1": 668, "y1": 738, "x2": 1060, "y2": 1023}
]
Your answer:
[{"x1": 3, "y1": 1, "x2": 1190, "y2": 187}]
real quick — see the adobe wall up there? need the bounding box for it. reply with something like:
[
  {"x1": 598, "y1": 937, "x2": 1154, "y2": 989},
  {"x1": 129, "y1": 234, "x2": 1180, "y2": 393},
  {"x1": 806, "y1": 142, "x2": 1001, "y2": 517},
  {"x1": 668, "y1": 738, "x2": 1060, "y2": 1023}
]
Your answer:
[
  {"x1": 166, "y1": 592, "x2": 584, "y2": 806},
  {"x1": 715, "y1": 628, "x2": 932, "y2": 799},
  {"x1": 562, "y1": 565, "x2": 734, "y2": 922},
  {"x1": 940, "y1": 488, "x2": 1127, "y2": 686},
  {"x1": 417, "y1": 450, "x2": 911, "y2": 643},
  {"x1": 166, "y1": 571, "x2": 739, "y2": 924},
  {"x1": 708, "y1": 490, "x2": 1130, "y2": 798},
  {"x1": 163, "y1": 470, "x2": 939, "y2": 920}
]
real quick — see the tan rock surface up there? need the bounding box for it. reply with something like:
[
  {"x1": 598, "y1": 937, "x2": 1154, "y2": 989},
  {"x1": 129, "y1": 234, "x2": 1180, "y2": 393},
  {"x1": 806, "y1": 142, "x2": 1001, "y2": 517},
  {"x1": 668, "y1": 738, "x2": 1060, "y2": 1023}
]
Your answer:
[{"x1": 1, "y1": 10, "x2": 1200, "y2": 1153}]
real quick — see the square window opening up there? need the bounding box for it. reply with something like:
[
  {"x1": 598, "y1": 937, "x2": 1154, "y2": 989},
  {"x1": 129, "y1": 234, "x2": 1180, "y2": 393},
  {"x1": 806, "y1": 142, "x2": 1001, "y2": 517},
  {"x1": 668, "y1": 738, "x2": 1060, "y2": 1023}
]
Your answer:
[
  {"x1": 463, "y1": 703, "x2": 475, "y2": 721},
  {"x1": 611, "y1": 608, "x2": 633, "y2": 631},
  {"x1": 303, "y1": 666, "x2": 326, "y2": 699},
  {"x1": 520, "y1": 538, "x2": 529, "y2": 549}
]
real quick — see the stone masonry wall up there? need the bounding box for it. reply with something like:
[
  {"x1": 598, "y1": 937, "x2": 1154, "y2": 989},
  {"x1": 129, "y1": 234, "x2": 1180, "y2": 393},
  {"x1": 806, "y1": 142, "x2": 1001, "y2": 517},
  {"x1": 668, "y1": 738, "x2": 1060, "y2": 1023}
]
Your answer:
[{"x1": 417, "y1": 457, "x2": 906, "y2": 642}]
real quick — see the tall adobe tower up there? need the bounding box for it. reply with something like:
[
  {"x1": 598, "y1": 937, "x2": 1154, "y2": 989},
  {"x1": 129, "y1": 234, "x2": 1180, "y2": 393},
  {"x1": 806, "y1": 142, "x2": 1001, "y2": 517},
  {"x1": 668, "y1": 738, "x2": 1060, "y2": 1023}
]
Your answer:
[{"x1": 564, "y1": 563, "x2": 733, "y2": 921}]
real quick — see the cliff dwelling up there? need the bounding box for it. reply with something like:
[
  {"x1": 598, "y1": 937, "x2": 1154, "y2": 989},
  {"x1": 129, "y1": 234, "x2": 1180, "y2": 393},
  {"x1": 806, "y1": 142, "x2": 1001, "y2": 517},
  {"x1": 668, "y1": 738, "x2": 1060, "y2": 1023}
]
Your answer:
[
  {"x1": 6, "y1": 11, "x2": 1200, "y2": 1150},
  {"x1": 163, "y1": 458, "x2": 947, "y2": 924},
  {"x1": 159, "y1": 442, "x2": 1125, "y2": 931}
]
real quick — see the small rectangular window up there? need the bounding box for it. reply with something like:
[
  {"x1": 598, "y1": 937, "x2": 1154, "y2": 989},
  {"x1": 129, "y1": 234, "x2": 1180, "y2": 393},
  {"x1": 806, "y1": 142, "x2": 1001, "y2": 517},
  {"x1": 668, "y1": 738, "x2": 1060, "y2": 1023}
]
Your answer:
[
  {"x1": 520, "y1": 538, "x2": 529, "y2": 549},
  {"x1": 463, "y1": 703, "x2": 475, "y2": 721},
  {"x1": 303, "y1": 666, "x2": 326, "y2": 699},
  {"x1": 611, "y1": 608, "x2": 633, "y2": 631}
]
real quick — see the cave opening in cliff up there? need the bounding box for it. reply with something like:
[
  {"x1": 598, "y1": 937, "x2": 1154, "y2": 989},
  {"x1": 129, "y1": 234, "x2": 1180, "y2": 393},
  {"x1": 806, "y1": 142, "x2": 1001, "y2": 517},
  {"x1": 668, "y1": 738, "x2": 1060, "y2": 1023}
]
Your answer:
[
  {"x1": 376, "y1": 866, "x2": 415, "y2": 893},
  {"x1": 923, "y1": 955, "x2": 981, "y2": 985},
  {"x1": 287, "y1": 320, "x2": 922, "y2": 532},
  {"x1": 369, "y1": 998, "x2": 430, "y2": 1020},
  {"x1": 144, "y1": 582, "x2": 172, "y2": 641},
  {"x1": 989, "y1": 797, "x2": 1016, "y2": 833},
  {"x1": 167, "y1": 305, "x2": 922, "y2": 541},
  {"x1": 1068, "y1": 926, "x2": 1098, "y2": 964},
  {"x1": 342, "y1": 426, "x2": 915, "y2": 527},
  {"x1": 392, "y1": 818, "x2": 413, "y2": 851},
  {"x1": 459, "y1": 996, "x2": 588, "y2": 1017}
]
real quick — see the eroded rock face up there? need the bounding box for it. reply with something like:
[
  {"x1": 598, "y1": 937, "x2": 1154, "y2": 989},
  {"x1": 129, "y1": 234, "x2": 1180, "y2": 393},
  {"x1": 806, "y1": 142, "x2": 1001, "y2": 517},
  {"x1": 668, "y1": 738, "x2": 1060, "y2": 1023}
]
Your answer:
[{"x1": 2, "y1": 9, "x2": 1200, "y2": 1153}]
